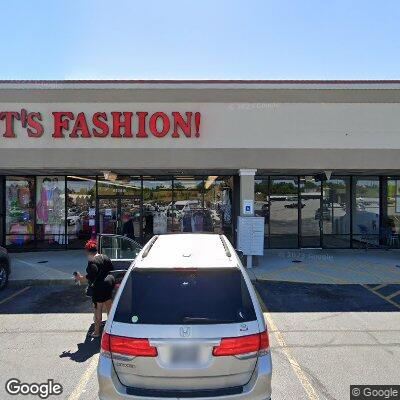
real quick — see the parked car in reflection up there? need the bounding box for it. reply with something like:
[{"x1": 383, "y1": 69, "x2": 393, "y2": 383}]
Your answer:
[
  {"x1": 285, "y1": 202, "x2": 305, "y2": 209},
  {"x1": 315, "y1": 207, "x2": 331, "y2": 221}
]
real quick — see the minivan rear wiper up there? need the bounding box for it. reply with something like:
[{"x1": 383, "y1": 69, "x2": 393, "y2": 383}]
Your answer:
[{"x1": 182, "y1": 317, "x2": 237, "y2": 324}]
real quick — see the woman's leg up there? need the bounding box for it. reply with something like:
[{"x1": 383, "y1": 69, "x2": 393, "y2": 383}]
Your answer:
[
  {"x1": 104, "y1": 299, "x2": 113, "y2": 316},
  {"x1": 93, "y1": 303, "x2": 103, "y2": 336}
]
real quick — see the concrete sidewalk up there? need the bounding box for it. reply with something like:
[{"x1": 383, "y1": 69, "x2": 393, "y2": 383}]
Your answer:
[
  {"x1": 250, "y1": 249, "x2": 400, "y2": 284},
  {"x1": 9, "y1": 250, "x2": 86, "y2": 286},
  {"x1": 7, "y1": 248, "x2": 400, "y2": 286}
]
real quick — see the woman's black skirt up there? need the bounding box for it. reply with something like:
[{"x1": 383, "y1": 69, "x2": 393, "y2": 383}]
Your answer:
[{"x1": 92, "y1": 275, "x2": 115, "y2": 303}]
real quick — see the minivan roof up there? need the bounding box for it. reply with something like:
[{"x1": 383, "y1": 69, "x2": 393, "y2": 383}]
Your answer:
[{"x1": 136, "y1": 234, "x2": 236, "y2": 269}]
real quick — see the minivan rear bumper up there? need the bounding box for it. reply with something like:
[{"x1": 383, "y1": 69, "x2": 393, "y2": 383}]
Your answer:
[{"x1": 98, "y1": 353, "x2": 272, "y2": 400}]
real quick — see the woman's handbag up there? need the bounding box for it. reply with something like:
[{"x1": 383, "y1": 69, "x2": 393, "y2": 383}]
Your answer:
[{"x1": 85, "y1": 284, "x2": 94, "y2": 298}]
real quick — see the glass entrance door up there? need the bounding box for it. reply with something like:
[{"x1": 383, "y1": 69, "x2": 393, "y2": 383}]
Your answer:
[
  {"x1": 98, "y1": 197, "x2": 141, "y2": 240},
  {"x1": 300, "y1": 177, "x2": 322, "y2": 247},
  {"x1": 99, "y1": 198, "x2": 119, "y2": 235}
]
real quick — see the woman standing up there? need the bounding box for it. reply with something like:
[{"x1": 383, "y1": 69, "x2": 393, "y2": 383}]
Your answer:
[{"x1": 75, "y1": 240, "x2": 115, "y2": 338}]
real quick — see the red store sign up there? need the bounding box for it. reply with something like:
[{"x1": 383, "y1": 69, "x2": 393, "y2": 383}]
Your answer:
[{"x1": 0, "y1": 110, "x2": 201, "y2": 139}]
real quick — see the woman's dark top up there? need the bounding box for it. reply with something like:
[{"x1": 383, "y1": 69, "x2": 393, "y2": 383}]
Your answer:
[{"x1": 86, "y1": 254, "x2": 115, "y2": 303}]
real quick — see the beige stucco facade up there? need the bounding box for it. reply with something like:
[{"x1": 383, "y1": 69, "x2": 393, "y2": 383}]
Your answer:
[{"x1": 1, "y1": 81, "x2": 400, "y2": 174}]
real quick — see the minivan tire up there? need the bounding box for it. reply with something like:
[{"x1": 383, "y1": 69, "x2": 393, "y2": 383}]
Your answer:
[{"x1": 0, "y1": 263, "x2": 9, "y2": 290}]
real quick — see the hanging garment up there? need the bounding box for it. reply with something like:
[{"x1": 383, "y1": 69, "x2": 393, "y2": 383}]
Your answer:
[
  {"x1": 192, "y1": 212, "x2": 204, "y2": 232},
  {"x1": 181, "y1": 212, "x2": 192, "y2": 232},
  {"x1": 36, "y1": 187, "x2": 49, "y2": 223},
  {"x1": 222, "y1": 189, "x2": 232, "y2": 225},
  {"x1": 19, "y1": 186, "x2": 31, "y2": 206},
  {"x1": 153, "y1": 212, "x2": 168, "y2": 234}
]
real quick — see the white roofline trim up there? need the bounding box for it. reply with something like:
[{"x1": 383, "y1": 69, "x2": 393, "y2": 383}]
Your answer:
[{"x1": 2, "y1": 81, "x2": 400, "y2": 90}]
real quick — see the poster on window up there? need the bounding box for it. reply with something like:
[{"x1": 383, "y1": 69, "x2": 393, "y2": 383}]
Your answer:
[{"x1": 36, "y1": 177, "x2": 65, "y2": 226}]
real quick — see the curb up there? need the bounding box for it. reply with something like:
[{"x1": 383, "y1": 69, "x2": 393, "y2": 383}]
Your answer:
[{"x1": 9, "y1": 279, "x2": 75, "y2": 288}]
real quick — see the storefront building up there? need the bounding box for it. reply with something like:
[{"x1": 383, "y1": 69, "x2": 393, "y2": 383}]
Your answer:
[{"x1": 1, "y1": 80, "x2": 400, "y2": 251}]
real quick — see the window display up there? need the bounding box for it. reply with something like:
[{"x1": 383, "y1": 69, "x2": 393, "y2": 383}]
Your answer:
[
  {"x1": 67, "y1": 176, "x2": 97, "y2": 249},
  {"x1": 2, "y1": 174, "x2": 234, "y2": 250},
  {"x1": 173, "y1": 178, "x2": 204, "y2": 232},
  {"x1": 204, "y1": 176, "x2": 234, "y2": 242},
  {"x1": 142, "y1": 178, "x2": 173, "y2": 240},
  {"x1": 6, "y1": 177, "x2": 35, "y2": 247},
  {"x1": 36, "y1": 176, "x2": 66, "y2": 248}
]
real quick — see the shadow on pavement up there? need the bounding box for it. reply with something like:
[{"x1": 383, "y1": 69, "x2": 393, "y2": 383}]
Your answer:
[
  {"x1": 0, "y1": 285, "x2": 93, "y2": 314},
  {"x1": 59, "y1": 323, "x2": 103, "y2": 363},
  {"x1": 255, "y1": 280, "x2": 400, "y2": 312}
]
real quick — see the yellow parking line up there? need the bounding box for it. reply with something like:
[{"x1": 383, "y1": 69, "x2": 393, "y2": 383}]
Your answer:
[
  {"x1": 372, "y1": 283, "x2": 387, "y2": 291},
  {"x1": 386, "y1": 290, "x2": 400, "y2": 300},
  {"x1": 362, "y1": 284, "x2": 400, "y2": 310},
  {"x1": 0, "y1": 286, "x2": 30, "y2": 305},
  {"x1": 67, "y1": 354, "x2": 99, "y2": 400},
  {"x1": 256, "y1": 291, "x2": 319, "y2": 400}
]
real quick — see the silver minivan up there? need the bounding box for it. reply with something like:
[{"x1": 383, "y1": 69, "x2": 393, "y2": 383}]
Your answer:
[{"x1": 98, "y1": 233, "x2": 272, "y2": 400}]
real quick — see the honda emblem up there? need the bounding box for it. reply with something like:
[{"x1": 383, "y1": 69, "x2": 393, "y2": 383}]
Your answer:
[{"x1": 179, "y1": 326, "x2": 191, "y2": 338}]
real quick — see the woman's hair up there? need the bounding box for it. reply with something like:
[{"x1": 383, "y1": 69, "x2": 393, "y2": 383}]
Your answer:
[{"x1": 84, "y1": 239, "x2": 98, "y2": 254}]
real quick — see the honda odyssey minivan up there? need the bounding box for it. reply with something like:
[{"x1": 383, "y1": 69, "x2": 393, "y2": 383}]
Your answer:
[{"x1": 98, "y1": 233, "x2": 272, "y2": 400}]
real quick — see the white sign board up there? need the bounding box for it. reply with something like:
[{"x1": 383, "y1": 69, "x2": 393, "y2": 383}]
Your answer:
[
  {"x1": 243, "y1": 199, "x2": 254, "y2": 215},
  {"x1": 237, "y1": 216, "x2": 265, "y2": 256}
]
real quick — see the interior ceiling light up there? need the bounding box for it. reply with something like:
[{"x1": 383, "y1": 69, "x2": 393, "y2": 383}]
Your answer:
[{"x1": 102, "y1": 171, "x2": 118, "y2": 181}]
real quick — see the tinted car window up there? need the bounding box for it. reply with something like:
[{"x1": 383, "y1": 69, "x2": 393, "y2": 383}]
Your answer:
[{"x1": 114, "y1": 268, "x2": 257, "y2": 325}]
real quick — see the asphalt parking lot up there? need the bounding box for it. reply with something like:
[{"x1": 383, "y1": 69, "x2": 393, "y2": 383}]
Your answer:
[{"x1": 0, "y1": 282, "x2": 399, "y2": 400}]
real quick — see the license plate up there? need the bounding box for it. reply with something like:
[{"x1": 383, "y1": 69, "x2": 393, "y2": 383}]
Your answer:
[{"x1": 171, "y1": 346, "x2": 200, "y2": 364}]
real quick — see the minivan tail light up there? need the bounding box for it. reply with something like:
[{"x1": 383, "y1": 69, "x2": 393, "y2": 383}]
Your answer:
[
  {"x1": 104, "y1": 334, "x2": 157, "y2": 357},
  {"x1": 213, "y1": 330, "x2": 269, "y2": 357},
  {"x1": 101, "y1": 332, "x2": 111, "y2": 353},
  {"x1": 259, "y1": 330, "x2": 270, "y2": 351}
]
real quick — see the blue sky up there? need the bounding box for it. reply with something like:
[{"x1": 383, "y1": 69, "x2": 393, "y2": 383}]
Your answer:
[{"x1": 1, "y1": 0, "x2": 399, "y2": 80}]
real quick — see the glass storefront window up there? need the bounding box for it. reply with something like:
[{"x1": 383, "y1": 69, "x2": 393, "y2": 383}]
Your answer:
[
  {"x1": 173, "y1": 177, "x2": 204, "y2": 232},
  {"x1": 254, "y1": 178, "x2": 269, "y2": 247},
  {"x1": 203, "y1": 176, "x2": 234, "y2": 242},
  {"x1": 97, "y1": 177, "x2": 141, "y2": 240},
  {"x1": 352, "y1": 177, "x2": 380, "y2": 247},
  {"x1": 6, "y1": 176, "x2": 35, "y2": 248},
  {"x1": 299, "y1": 176, "x2": 322, "y2": 247},
  {"x1": 36, "y1": 176, "x2": 66, "y2": 249},
  {"x1": 3, "y1": 173, "x2": 393, "y2": 252},
  {"x1": 67, "y1": 176, "x2": 97, "y2": 249},
  {"x1": 385, "y1": 178, "x2": 400, "y2": 248},
  {"x1": 142, "y1": 178, "x2": 173, "y2": 241},
  {"x1": 322, "y1": 177, "x2": 351, "y2": 248},
  {"x1": 98, "y1": 176, "x2": 141, "y2": 196},
  {"x1": 269, "y1": 177, "x2": 299, "y2": 248}
]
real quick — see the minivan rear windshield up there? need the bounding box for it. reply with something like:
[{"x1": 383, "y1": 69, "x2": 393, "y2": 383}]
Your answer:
[{"x1": 113, "y1": 268, "x2": 257, "y2": 325}]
